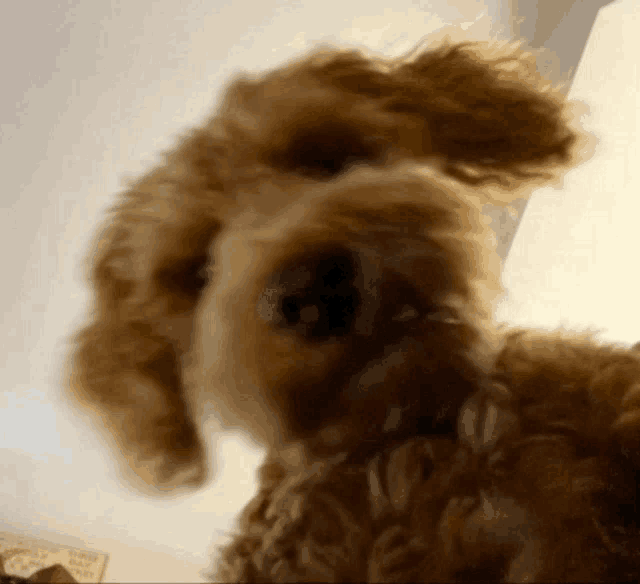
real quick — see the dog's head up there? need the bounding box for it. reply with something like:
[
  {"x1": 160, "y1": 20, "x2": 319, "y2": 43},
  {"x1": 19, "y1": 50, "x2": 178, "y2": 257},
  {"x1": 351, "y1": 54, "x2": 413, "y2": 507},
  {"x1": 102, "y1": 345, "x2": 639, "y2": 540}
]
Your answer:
[{"x1": 64, "y1": 35, "x2": 595, "y2": 493}]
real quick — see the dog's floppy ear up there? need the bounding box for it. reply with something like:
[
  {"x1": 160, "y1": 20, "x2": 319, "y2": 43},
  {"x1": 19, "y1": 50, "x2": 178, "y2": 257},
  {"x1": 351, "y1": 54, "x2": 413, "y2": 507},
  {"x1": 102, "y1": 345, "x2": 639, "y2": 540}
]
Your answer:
[
  {"x1": 217, "y1": 36, "x2": 596, "y2": 192},
  {"x1": 392, "y1": 38, "x2": 597, "y2": 187},
  {"x1": 64, "y1": 165, "x2": 224, "y2": 493}
]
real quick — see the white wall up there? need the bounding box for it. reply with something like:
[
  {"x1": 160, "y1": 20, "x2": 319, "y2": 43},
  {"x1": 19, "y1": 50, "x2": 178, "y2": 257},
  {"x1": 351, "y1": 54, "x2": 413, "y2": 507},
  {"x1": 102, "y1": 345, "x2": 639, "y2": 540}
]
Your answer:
[
  {"x1": 496, "y1": 0, "x2": 640, "y2": 345},
  {"x1": 0, "y1": 0, "x2": 635, "y2": 582}
]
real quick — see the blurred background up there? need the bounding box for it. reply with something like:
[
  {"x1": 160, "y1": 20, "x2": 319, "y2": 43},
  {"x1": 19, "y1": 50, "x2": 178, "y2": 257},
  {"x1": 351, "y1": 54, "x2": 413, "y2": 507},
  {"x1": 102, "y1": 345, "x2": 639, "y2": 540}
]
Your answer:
[{"x1": 0, "y1": 0, "x2": 636, "y2": 581}]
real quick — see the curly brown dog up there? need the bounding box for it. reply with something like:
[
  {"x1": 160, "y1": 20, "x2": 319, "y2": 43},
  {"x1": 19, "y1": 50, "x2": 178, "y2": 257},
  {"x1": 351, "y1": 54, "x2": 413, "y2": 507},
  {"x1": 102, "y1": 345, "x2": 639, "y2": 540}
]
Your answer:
[{"x1": 65, "y1": 32, "x2": 640, "y2": 582}]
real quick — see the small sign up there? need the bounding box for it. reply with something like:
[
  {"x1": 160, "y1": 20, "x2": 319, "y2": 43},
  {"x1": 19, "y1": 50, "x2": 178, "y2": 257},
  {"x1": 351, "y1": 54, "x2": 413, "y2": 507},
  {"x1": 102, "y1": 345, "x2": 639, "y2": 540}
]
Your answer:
[{"x1": 0, "y1": 533, "x2": 108, "y2": 583}]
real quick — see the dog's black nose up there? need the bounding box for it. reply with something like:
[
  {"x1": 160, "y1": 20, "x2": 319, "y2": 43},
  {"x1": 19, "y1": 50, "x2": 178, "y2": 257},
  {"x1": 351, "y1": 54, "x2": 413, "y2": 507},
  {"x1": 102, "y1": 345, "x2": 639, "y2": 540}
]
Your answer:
[
  {"x1": 261, "y1": 246, "x2": 435, "y2": 344},
  {"x1": 277, "y1": 251, "x2": 361, "y2": 341}
]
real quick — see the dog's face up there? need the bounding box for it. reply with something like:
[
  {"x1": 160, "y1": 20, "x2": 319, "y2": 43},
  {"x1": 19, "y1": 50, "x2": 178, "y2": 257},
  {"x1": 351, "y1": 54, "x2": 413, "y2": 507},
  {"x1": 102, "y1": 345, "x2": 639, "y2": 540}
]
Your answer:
[
  {"x1": 183, "y1": 164, "x2": 499, "y2": 461},
  {"x1": 65, "y1": 36, "x2": 594, "y2": 494}
]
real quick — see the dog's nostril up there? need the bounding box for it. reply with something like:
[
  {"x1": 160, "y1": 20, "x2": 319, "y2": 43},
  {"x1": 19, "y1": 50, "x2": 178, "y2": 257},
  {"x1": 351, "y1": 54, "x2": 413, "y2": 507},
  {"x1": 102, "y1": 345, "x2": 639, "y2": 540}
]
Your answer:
[
  {"x1": 281, "y1": 297, "x2": 320, "y2": 326},
  {"x1": 279, "y1": 288, "x2": 359, "y2": 340},
  {"x1": 392, "y1": 305, "x2": 419, "y2": 322}
]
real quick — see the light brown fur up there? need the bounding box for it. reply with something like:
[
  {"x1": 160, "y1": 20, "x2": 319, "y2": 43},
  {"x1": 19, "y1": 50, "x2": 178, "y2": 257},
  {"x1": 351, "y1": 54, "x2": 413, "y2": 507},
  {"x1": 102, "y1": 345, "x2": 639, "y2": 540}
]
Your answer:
[{"x1": 64, "y1": 32, "x2": 640, "y2": 582}]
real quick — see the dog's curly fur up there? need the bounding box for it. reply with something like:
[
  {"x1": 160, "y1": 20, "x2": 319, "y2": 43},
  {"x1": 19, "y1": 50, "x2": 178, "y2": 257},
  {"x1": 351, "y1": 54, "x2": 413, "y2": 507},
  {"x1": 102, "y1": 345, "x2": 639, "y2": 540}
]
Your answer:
[{"x1": 64, "y1": 31, "x2": 640, "y2": 582}]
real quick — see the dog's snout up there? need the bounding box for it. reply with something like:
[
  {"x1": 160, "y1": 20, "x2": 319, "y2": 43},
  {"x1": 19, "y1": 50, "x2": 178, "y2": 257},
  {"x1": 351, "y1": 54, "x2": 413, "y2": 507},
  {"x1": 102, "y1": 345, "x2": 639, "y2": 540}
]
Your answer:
[{"x1": 260, "y1": 244, "x2": 437, "y2": 345}]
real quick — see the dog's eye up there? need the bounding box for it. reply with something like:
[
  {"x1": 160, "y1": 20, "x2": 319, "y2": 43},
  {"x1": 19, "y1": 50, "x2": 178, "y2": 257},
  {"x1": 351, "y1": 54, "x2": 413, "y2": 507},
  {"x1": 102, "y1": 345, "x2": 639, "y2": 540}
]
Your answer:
[
  {"x1": 261, "y1": 250, "x2": 361, "y2": 342},
  {"x1": 263, "y1": 122, "x2": 383, "y2": 178},
  {"x1": 155, "y1": 255, "x2": 211, "y2": 309},
  {"x1": 453, "y1": 558, "x2": 511, "y2": 583}
]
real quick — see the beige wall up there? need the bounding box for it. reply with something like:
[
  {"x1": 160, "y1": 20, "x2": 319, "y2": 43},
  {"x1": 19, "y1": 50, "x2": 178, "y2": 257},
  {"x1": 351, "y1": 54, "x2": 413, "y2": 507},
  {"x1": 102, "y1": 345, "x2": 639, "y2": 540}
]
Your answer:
[{"x1": 497, "y1": 0, "x2": 640, "y2": 345}]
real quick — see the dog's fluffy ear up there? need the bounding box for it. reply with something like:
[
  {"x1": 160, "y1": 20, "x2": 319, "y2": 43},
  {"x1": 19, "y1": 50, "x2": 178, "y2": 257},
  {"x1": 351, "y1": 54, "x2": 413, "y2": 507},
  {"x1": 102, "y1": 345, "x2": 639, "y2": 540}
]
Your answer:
[
  {"x1": 217, "y1": 36, "x2": 596, "y2": 194},
  {"x1": 64, "y1": 185, "x2": 223, "y2": 493},
  {"x1": 392, "y1": 38, "x2": 597, "y2": 188}
]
